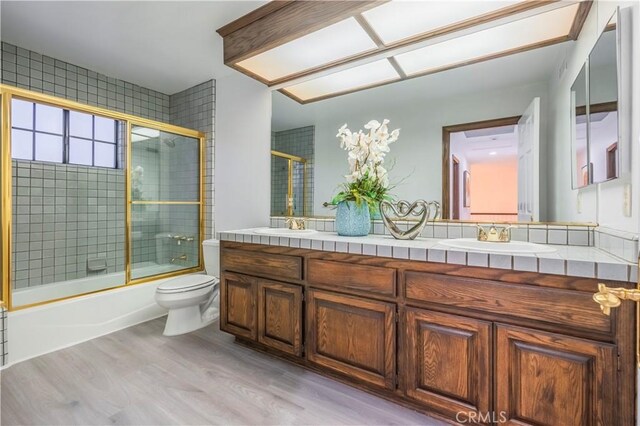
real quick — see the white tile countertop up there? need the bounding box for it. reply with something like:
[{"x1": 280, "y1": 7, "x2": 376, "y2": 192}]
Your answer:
[{"x1": 220, "y1": 228, "x2": 638, "y2": 283}]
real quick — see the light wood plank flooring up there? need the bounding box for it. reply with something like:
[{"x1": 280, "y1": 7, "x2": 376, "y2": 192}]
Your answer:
[{"x1": 1, "y1": 318, "x2": 444, "y2": 425}]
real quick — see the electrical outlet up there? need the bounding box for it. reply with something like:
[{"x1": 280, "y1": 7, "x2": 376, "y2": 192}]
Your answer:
[
  {"x1": 577, "y1": 191, "x2": 582, "y2": 213},
  {"x1": 623, "y1": 184, "x2": 632, "y2": 217}
]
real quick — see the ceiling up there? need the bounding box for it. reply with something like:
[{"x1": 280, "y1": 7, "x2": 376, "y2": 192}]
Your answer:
[
  {"x1": 0, "y1": 1, "x2": 266, "y2": 95},
  {"x1": 451, "y1": 125, "x2": 518, "y2": 164}
]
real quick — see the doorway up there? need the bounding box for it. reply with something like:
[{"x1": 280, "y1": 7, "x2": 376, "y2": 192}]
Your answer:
[{"x1": 442, "y1": 116, "x2": 521, "y2": 221}]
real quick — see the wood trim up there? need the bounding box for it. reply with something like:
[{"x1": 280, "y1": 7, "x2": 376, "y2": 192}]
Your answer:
[
  {"x1": 221, "y1": 1, "x2": 385, "y2": 64},
  {"x1": 354, "y1": 14, "x2": 384, "y2": 47},
  {"x1": 568, "y1": 1, "x2": 593, "y2": 40},
  {"x1": 265, "y1": 0, "x2": 558, "y2": 87},
  {"x1": 575, "y1": 101, "x2": 618, "y2": 117},
  {"x1": 441, "y1": 115, "x2": 521, "y2": 219},
  {"x1": 387, "y1": 57, "x2": 407, "y2": 79},
  {"x1": 217, "y1": 1, "x2": 295, "y2": 37},
  {"x1": 279, "y1": 76, "x2": 403, "y2": 105}
]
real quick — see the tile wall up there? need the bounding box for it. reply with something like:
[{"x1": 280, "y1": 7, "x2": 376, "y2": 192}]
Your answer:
[
  {"x1": 12, "y1": 161, "x2": 125, "y2": 287},
  {"x1": 170, "y1": 81, "x2": 215, "y2": 240},
  {"x1": 271, "y1": 126, "x2": 314, "y2": 216}
]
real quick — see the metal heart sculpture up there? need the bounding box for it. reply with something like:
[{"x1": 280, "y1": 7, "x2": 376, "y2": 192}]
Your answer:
[{"x1": 379, "y1": 200, "x2": 440, "y2": 240}]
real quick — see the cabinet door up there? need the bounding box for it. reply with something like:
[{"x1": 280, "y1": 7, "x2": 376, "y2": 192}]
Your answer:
[
  {"x1": 220, "y1": 272, "x2": 257, "y2": 340},
  {"x1": 257, "y1": 279, "x2": 303, "y2": 356},
  {"x1": 403, "y1": 308, "x2": 491, "y2": 421},
  {"x1": 306, "y1": 289, "x2": 396, "y2": 389},
  {"x1": 495, "y1": 324, "x2": 616, "y2": 426}
]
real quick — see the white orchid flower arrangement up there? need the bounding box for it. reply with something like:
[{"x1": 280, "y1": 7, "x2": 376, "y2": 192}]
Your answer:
[{"x1": 329, "y1": 119, "x2": 400, "y2": 212}]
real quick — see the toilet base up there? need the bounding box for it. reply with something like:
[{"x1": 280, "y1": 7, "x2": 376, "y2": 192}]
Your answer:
[{"x1": 163, "y1": 305, "x2": 217, "y2": 336}]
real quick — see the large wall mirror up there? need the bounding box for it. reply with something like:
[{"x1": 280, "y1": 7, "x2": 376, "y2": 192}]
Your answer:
[
  {"x1": 271, "y1": 6, "x2": 625, "y2": 223},
  {"x1": 571, "y1": 11, "x2": 620, "y2": 189}
]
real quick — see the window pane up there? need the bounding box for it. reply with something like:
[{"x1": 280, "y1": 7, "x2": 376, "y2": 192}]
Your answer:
[
  {"x1": 34, "y1": 133, "x2": 63, "y2": 163},
  {"x1": 11, "y1": 129, "x2": 33, "y2": 160},
  {"x1": 12, "y1": 99, "x2": 34, "y2": 129},
  {"x1": 69, "y1": 111, "x2": 93, "y2": 139},
  {"x1": 94, "y1": 142, "x2": 115, "y2": 168},
  {"x1": 69, "y1": 137, "x2": 93, "y2": 166},
  {"x1": 94, "y1": 116, "x2": 115, "y2": 142},
  {"x1": 35, "y1": 104, "x2": 63, "y2": 134}
]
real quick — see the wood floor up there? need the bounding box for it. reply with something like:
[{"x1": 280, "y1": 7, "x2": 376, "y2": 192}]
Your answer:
[{"x1": 0, "y1": 318, "x2": 444, "y2": 425}]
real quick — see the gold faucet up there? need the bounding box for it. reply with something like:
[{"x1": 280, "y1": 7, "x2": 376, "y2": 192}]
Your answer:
[
  {"x1": 476, "y1": 224, "x2": 514, "y2": 242},
  {"x1": 285, "y1": 217, "x2": 306, "y2": 230},
  {"x1": 593, "y1": 283, "x2": 640, "y2": 315},
  {"x1": 170, "y1": 254, "x2": 188, "y2": 263}
]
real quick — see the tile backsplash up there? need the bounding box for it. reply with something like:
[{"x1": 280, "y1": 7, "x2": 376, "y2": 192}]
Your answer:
[
  {"x1": 270, "y1": 217, "x2": 596, "y2": 247},
  {"x1": 594, "y1": 227, "x2": 639, "y2": 263}
]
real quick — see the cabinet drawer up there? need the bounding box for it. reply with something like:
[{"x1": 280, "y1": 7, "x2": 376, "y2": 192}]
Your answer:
[
  {"x1": 308, "y1": 259, "x2": 396, "y2": 297},
  {"x1": 222, "y1": 248, "x2": 302, "y2": 281},
  {"x1": 404, "y1": 272, "x2": 611, "y2": 334}
]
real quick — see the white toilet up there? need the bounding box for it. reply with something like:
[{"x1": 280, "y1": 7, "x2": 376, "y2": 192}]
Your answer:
[{"x1": 155, "y1": 239, "x2": 220, "y2": 336}]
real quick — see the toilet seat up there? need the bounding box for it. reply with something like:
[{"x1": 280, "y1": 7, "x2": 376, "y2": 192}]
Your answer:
[{"x1": 156, "y1": 274, "x2": 218, "y2": 294}]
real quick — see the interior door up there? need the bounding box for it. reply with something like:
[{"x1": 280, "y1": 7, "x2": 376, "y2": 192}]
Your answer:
[{"x1": 517, "y1": 97, "x2": 540, "y2": 222}]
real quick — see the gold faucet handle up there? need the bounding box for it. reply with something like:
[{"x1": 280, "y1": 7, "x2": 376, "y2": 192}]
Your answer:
[
  {"x1": 593, "y1": 283, "x2": 622, "y2": 315},
  {"x1": 476, "y1": 224, "x2": 488, "y2": 241}
]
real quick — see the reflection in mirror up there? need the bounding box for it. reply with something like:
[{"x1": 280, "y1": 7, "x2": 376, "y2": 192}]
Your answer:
[
  {"x1": 271, "y1": 21, "x2": 607, "y2": 224},
  {"x1": 571, "y1": 63, "x2": 588, "y2": 188},
  {"x1": 589, "y1": 13, "x2": 618, "y2": 184}
]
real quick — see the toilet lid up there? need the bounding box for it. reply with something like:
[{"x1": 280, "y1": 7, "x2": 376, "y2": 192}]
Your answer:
[{"x1": 157, "y1": 274, "x2": 218, "y2": 294}]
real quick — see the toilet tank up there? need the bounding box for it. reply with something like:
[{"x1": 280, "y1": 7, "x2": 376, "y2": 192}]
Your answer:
[{"x1": 202, "y1": 239, "x2": 220, "y2": 277}]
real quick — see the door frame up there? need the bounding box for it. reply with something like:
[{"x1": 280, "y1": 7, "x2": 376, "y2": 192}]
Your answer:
[
  {"x1": 451, "y1": 155, "x2": 460, "y2": 220},
  {"x1": 441, "y1": 115, "x2": 521, "y2": 219}
]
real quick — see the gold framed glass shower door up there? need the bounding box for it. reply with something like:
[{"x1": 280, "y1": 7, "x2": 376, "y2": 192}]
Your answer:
[
  {"x1": 0, "y1": 84, "x2": 205, "y2": 310},
  {"x1": 127, "y1": 123, "x2": 204, "y2": 282}
]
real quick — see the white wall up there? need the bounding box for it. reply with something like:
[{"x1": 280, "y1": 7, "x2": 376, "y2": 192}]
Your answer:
[
  {"x1": 310, "y1": 81, "x2": 549, "y2": 218},
  {"x1": 215, "y1": 73, "x2": 272, "y2": 232},
  {"x1": 547, "y1": 0, "x2": 639, "y2": 233}
]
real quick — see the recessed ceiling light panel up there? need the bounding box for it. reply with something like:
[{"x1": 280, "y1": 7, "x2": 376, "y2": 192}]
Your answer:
[
  {"x1": 394, "y1": 3, "x2": 580, "y2": 76},
  {"x1": 283, "y1": 59, "x2": 400, "y2": 102},
  {"x1": 362, "y1": 0, "x2": 522, "y2": 45},
  {"x1": 236, "y1": 17, "x2": 378, "y2": 82}
]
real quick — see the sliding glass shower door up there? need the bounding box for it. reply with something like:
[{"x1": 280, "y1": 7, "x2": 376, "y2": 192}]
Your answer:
[{"x1": 129, "y1": 125, "x2": 203, "y2": 281}]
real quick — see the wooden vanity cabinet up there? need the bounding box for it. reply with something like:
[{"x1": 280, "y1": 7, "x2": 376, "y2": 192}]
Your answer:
[
  {"x1": 220, "y1": 272, "x2": 258, "y2": 340},
  {"x1": 306, "y1": 289, "x2": 396, "y2": 389},
  {"x1": 495, "y1": 324, "x2": 616, "y2": 426},
  {"x1": 221, "y1": 271, "x2": 303, "y2": 355},
  {"x1": 402, "y1": 308, "x2": 492, "y2": 421},
  {"x1": 257, "y1": 279, "x2": 303, "y2": 356},
  {"x1": 219, "y1": 241, "x2": 636, "y2": 425}
]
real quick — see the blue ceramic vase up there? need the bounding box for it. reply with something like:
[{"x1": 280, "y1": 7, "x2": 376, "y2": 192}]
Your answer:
[{"x1": 336, "y1": 201, "x2": 370, "y2": 236}]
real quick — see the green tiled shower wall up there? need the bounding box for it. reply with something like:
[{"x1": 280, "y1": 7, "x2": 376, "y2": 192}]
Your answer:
[{"x1": 271, "y1": 126, "x2": 314, "y2": 216}]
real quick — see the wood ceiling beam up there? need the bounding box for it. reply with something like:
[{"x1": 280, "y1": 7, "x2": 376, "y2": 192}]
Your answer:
[{"x1": 218, "y1": 1, "x2": 387, "y2": 65}]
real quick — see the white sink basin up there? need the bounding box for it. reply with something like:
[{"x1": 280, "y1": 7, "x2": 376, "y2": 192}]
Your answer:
[
  {"x1": 438, "y1": 238, "x2": 556, "y2": 254},
  {"x1": 253, "y1": 228, "x2": 318, "y2": 236}
]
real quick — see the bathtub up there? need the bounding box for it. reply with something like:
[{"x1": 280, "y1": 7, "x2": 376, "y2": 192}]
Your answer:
[
  {"x1": 7, "y1": 264, "x2": 204, "y2": 365},
  {"x1": 12, "y1": 262, "x2": 184, "y2": 307}
]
